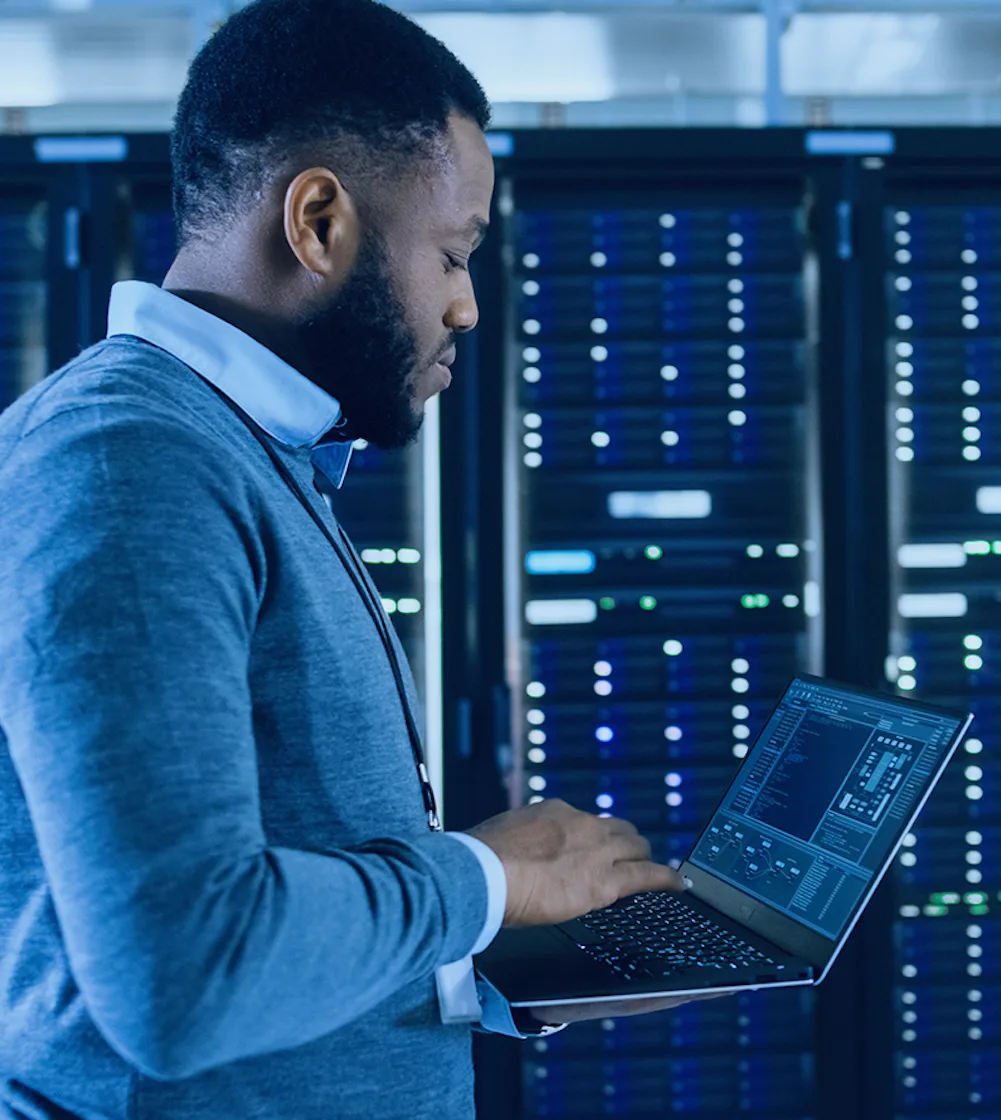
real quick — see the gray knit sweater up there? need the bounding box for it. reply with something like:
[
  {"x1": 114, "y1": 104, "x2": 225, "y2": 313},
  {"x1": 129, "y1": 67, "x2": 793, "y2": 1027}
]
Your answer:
[{"x1": 0, "y1": 337, "x2": 487, "y2": 1119}]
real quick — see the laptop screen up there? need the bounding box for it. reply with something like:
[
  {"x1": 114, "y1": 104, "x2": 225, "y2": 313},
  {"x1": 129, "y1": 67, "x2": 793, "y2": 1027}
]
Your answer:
[{"x1": 688, "y1": 677, "x2": 965, "y2": 940}]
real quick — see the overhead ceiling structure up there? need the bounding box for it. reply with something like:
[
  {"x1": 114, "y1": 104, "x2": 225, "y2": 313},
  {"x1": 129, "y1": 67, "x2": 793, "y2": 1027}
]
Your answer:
[{"x1": 0, "y1": 0, "x2": 1000, "y2": 130}]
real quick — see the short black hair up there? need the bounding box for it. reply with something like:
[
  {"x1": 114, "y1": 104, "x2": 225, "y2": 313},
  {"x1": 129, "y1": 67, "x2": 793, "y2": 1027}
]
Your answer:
[{"x1": 171, "y1": 0, "x2": 491, "y2": 245}]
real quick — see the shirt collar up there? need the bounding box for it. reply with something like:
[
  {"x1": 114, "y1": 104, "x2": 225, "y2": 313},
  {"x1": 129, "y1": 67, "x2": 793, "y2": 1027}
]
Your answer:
[{"x1": 107, "y1": 281, "x2": 354, "y2": 486}]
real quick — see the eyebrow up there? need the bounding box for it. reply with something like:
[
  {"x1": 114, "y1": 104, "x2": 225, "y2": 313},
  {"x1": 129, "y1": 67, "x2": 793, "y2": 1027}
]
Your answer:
[{"x1": 467, "y1": 218, "x2": 490, "y2": 249}]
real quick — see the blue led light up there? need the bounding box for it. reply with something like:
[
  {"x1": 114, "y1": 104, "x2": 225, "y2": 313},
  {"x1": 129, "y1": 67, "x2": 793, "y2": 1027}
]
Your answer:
[
  {"x1": 595, "y1": 726, "x2": 615, "y2": 742},
  {"x1": 525, "y1": 550, "x2": 597, "y2": 575}
]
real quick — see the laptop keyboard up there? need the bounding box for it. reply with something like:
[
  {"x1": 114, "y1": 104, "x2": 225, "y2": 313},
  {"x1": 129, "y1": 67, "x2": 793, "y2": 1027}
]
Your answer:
[{"x1": 574, "y1": 891, "x2": 782, "y2": 981}]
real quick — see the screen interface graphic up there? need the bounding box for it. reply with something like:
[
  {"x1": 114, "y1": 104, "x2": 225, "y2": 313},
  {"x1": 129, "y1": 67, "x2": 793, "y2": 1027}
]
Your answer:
[{"x1": 689, "y1": 680, "x2": 962, "y2": 939}]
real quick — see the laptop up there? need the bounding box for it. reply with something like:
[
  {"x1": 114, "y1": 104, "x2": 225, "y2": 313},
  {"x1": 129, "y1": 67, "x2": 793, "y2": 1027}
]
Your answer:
[{"x1": 475, "y1": 675, "x2": 973, "y2": 1009}]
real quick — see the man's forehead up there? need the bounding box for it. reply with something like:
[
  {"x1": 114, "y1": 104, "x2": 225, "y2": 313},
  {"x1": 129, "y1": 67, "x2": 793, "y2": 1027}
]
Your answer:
[{"x1": 424, "y1": 116, "x2": 495, "y2": 234}]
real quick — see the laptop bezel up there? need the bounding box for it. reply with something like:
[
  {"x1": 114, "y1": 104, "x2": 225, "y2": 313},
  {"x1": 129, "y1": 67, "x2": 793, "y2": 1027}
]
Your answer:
[{"x1": 679, "y1": 674, "x2": 972, "y2": 973}]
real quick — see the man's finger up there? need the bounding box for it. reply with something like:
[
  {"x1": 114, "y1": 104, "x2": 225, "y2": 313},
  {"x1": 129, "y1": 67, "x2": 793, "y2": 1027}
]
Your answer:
[{"x1": 613, "y1": 859, "x2": 686, "y2": 899}]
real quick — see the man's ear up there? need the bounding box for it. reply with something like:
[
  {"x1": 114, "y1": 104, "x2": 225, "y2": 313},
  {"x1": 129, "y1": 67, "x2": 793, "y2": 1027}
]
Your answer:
[{"x1": 283, "y1": 167, "x2": 360, "y2": 286}]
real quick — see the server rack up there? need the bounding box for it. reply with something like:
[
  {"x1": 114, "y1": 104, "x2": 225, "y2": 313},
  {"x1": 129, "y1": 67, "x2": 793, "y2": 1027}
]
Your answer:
[{"x1": 0, "y1": 135, "x2": 439, "y2": 728}]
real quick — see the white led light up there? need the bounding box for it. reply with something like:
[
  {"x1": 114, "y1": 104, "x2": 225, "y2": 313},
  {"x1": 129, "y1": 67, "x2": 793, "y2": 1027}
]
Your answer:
[
  {"x1": 591, "y1": 431, "x2": 611, "y2": 448},
  {"x1": 528, "y1": 729, "x2": 547, "y2": 746},
  {"x1": 896, "y1": 361, "x2": 914, "y2": 376},
  {"x1": 731, "y1": 678, "x2": 750, "y2": 694},
  {"x1": 594, "y1": 680, "x2": 613, "y2": 696},
  {"x1": 898, "y1": 543, "x2": 966, "y2": 569},
  {"x1": 898, "y1": 593, "x2": 968, "y2": 618},
  {"x1": 777, "y1": 543, "x2": 800, "y2": 557},
  {"x1": 590, "y1": 252, "x2": 608, "y2": 268},
  {"x1": 397, "y1": 548, "x2": 421, "y2": 564},
  {"x1": 963, "y1": 407, "x2": 981, "y2": 423},
  {"x1": 659, "y1": 214, "x2": 677, "y2": 229},
  {"x1": 967, "y1": 831, "x2": 983, "y2": 845},
  {"x1": 728, "y1": 410, "x2": 747, "y2": 427},
  {"x1": 895, "y1": 231, "x2": 911, "y2": 245},
  {"x1": 528, "y1": 775, "x2": 547, "y2": 792},
  {"x1": 895, "y1": 250, "x2": 912, "y2": 264},
  {"x1": 590, "y1": 318, "x2": 608, "y2": 335},
  {"x1": 381, "y1": 598, "x2": 397, "y2": 614},
  {"x1": 729, "y1": 384, "x2": 747, "y2": 399},
  {"x1": 664, "y1": 726, "x2": 683, "y2": 742},
  {"x1": 593, "y1": 660, "x2": 612, "y2": 676},
  {"x1": 353, "y1": 438, "x2": 369, "y2": 451},
  {"x1": 665, "y1": 771, "x2": 683, "y2": 787},
  {"x1": 747, "y1": 544, "x2": 764, "y2": 558},
  {"x1": 896, "y1": 315, "x2": 914, "y2": 331},
  {"x1": 733, "y1": 725, "x2": 750, "y2": 740},
  {"x1": 595, "y1": 726, "x2": 614, "y2": 743},
  {"x1": 968, "y1": 924, "x2": 983, "y2": 938},
  {"x1": 896, "y1": 382, "x2": 914, "y2": 397},
  {"x1": 665, "y1": 791, "x2": 683, "y2": 807},
  {"x1": 663, "y1": 639, "x2": 684, "y2": 656},
  {"x1": 966, "y1": 765, "x2": 983, "y2": 781},
  {"x1": 729, "y1": 345, "x2": 745, "y2": 360},
  {"x1": 895, "y1": 276, "x2": 912, "y2": 292},
  {"x1": 728, "y1": 299, "x2": 745, "y2": 314},
  {"x1": 964, "y1": 314, "x2": 981, "y2": 330},
  {"x1": 968, "y1": 963, "x2": 983, "y2": 976},
  {"x1": 661, "y1": 365, "x2": 679, "y2": 381},
  {"x1": 963, "y1": 380, "x2": 981, "y2": 396},
  {"x1": 524, "y1": 319, "x2": 543, "y2": 337},
  {"x1": 733, "y1": 744, "x2": 748, "y2": 758},
  {"x1": 895, "y1": 211, "x2": 911, "y2": 225},
  {"x1": 896, "y1": 408, "x2": 914, "y2": 423},
  {"x1": 899, "y1": 852, "x2": 917, "y2": 866},
  {"x1": 728, "y1": 279, "x2": 744, "y2": 294},
  {"x1": 728, "y1": 318, "x2": 746, "y2": 333},
  {"x1": 522, "y1": 253, "x2": 540, "y2": 269},
  {"x1": 964, "y1": 446, "x2": 982, "y2": 461},
  {"x1": 526, "y1": 681, "x2": 546, "y2": 698},
  {"x1": 591, "y1": 345, "x2": 608, "y2": 362},
  {"x1": 728, "y1": 364, "x2": 746, "y2": 379},
  {"x1": 897, "y1": 343, "x2": 914, "y2": 359},
  {"x1": 963, "y1": 295, "x2": 979, "y2": 312},
  {"x1": 660, "y1": 430, "x2": 680, "y2": 447},
  {"x1": 966, "y1": 738, "x2": 984, "y2": 755},
  {"x1": 731, "y1": 658, "x2": 750, "y2": 673},
  {"x1": 523, "y1": 433, "x2": 543, "y2": 449},
  {"x1": 963, "y1": 426, "x2": 981, "y2": 442},
  {"x1": 962, "y1": 249, "x2": 978, "y2": 264},
  {"x1": 902, "y1": 833, "x2": 917, "y2": 847},
  {"x1": 522, "y1": 280, "x2": 540, "y2": 297},
  {"x1": 732, "y1": 704, "x2": 750, "y2": 720},
  {"x1": 898, "y1": 655, "x2": 917, "y2": 671},
  {"x1": 527, "y1": 747, "x2": 546, "y2": 764},
  {"x1": 783, "y1": 594, "x2": 800, "y2": 608},
  {"x1": 965, "y1": 654, "x2": 984, "y2": 671},
  {"x1": 527, "y1": 709, "x2": 545, "y2": 725},
  {"x1": 898, "y1": 674, "x2": 916, "y2": 691},
  {"x1": 966, "y1": 851, "x2": 983, "y2": 866},
  {"x1": 523, "y1": 347, "x2": 541, "y2": 362},
  {"x1": 900, "y1": 905, "x2": 920, "y2": 917},
  {"x1": 524, "y1": 452, "x2": 543, "y2": 468},
  {"x1": 523, "y1": 412, "x2": 543, "y2": 430},
  {"x1": 659, "y1": 252, "x2": 677, "y2": 268},
  {"x1": 727, "y1": 251, "x2": 743, "y2": 266},
  {"x1": 902, "y1": 965, "x2": 918, "y2": 978},
  {"x1": 966, "y1": 786, "x2": 984, "y2": 801},
  {"x1": 728, "y1": 232, "x2": 744, "y2": 247},
  {"x1": 523, "y1": 367, "x2": 542, "y2": 383},
  {"x1": 397, "y1": 598, "x2": 421, "y2": 614},
  {"x1": 962, "y1": 276, "x2": 979, "y2": 291}
]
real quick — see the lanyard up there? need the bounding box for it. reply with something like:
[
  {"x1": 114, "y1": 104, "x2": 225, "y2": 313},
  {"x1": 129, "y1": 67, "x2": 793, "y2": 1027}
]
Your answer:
[{"x1": 208, "y1": 386, "x2": 441, "y2": 833}]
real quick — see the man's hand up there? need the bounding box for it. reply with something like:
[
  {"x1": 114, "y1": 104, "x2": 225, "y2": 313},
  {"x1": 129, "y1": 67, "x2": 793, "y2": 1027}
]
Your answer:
[
  {"x1": 466, "y1": 798, "x2": 684, "y2": 927},
  {"x1": 529, "y1": 992, "x2": 727, "y2": 1026}
]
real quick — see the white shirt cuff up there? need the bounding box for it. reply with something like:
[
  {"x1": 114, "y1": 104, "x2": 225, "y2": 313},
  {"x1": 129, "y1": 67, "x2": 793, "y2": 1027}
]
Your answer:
[{"x1": 447, "y1": 832, "x2": 507, "y2": 956}]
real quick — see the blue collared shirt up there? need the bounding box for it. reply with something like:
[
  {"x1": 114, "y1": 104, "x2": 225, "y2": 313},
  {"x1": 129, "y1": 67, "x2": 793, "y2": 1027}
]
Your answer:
[{"x1": 104, "y1": 281, "x2": 517, "y2": 1030}]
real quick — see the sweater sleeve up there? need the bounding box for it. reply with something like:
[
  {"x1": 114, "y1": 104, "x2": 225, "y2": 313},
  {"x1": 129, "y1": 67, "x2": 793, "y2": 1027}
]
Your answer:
[{"x1": 0, "y1": 403, "x2": 488, "y2": 1081}]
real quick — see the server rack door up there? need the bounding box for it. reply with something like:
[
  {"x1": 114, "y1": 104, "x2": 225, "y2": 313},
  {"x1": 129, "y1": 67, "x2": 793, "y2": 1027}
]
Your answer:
[
  {"x1": 879, "y1": 151, "x2": 1001, "y2": 1120},
  {"x1": 496, "y1": 137, "x2": 823, "y2": 1120},
  {"x1": 49, "y1": 147, "x2": 444, "y2": 780}
]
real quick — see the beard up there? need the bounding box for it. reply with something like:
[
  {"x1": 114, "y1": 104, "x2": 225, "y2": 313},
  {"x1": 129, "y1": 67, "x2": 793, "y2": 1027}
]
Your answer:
[{"x1": 297, "y1": 232, "x2": 426, "y2": 450}]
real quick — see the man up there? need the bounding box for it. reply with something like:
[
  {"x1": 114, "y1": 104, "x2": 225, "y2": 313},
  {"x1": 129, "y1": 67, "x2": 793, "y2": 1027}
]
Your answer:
[{"x1": 0, "y1": 3, "x2": 693, "y2": 1118}]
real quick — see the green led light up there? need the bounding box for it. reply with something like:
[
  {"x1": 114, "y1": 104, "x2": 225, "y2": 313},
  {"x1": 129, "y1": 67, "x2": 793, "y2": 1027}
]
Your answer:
[
  {"x1": 923, "y1": 904, "x2": 948, "y2": 917},
  {"x1": 645, "y1": 545, "x2": 663, "y2": 561},
  {"x1": 970, "y1": 904, "x2": 990, "y2": 916},
  {"x1": 965, "y1": 540, "x2": 991, "y2": 555},
  {"x1": 930, "y1": 892, "x2": 960, "y2": 905},
  {"x1": 994, "y1": 541, "x2": 1001, "y2": 554},
  {"x1": 639, "y1": 595, "x2": 657, "y2": 611},
  {"x1": 756, "y1": 594, "x2": 770, "y2": 608},
  {"x1": 964, "y1": 891, "x2": 987, "y2": 905},
  {"x1": 599, "y1": 596, "x2": 616, "y2": 611},
  {"x1": 741, "y1": 595, "x2": 755, "y2": 609}
]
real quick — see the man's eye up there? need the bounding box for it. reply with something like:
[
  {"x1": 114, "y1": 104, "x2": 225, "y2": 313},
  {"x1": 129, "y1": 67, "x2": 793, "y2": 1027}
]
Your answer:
[{"x1": 443, "y1": 254, "x2": 468, "y2": 274}]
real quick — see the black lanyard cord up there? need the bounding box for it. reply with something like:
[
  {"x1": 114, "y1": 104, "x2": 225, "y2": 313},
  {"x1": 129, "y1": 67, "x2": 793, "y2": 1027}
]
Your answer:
[{"x1": 207, "y1": 386, "x2": 441, "y2": 833}]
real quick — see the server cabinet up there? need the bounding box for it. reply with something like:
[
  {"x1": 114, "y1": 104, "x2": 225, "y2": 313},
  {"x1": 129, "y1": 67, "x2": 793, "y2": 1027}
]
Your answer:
[
  {"x1": 480, "y1": 131, "x2": 827, "y2": 1120},
  {"x1": 0, "y1": 135, "x2": 441, "y2": 745},
  {"x1": 873, "y1": 137, "x2": 1001, "y2": 1120}
]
